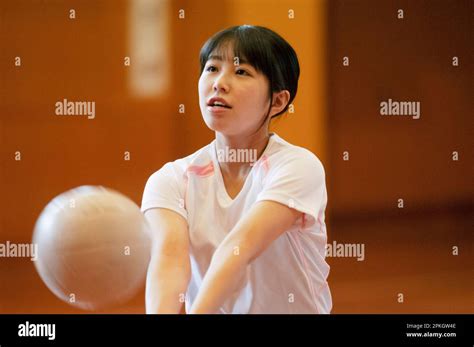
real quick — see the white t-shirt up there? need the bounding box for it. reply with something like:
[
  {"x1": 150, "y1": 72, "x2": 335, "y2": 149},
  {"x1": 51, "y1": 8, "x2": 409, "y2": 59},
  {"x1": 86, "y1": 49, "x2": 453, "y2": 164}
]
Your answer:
[{"x1": 141, "y1": 133, "x2": 332, "y2": 313}]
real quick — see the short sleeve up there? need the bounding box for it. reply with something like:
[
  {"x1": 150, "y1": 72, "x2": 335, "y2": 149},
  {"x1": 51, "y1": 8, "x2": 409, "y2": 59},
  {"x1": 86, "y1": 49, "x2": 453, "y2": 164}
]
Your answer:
[
  {"x1": 141, "y1": 162, "x2": 188, "y2": 221},
  {"x1": 255, "y1": 151, "x2": 326, "y2": 228}
]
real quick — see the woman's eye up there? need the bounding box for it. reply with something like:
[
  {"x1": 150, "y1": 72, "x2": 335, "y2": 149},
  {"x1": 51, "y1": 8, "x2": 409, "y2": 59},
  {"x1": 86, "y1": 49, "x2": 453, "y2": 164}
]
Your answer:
[
  {"x1": 206, "y1": 65, "x2": 217, "y2": 72},
  {"x1": 236, "y1": 69, "x2": 249, "y2": 75}
]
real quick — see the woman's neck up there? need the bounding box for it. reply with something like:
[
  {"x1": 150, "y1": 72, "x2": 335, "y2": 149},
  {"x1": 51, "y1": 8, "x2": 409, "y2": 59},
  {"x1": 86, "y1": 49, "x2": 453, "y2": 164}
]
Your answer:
[{"x1": 215, "y1": 131, "x2": 271, "y2": 178}]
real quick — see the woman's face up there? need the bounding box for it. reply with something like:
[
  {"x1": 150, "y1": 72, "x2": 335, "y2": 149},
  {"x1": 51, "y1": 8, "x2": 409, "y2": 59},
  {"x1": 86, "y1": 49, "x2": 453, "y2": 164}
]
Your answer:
[{"x1": 198, "y1": 44, "x2": 271, "y2": 137}]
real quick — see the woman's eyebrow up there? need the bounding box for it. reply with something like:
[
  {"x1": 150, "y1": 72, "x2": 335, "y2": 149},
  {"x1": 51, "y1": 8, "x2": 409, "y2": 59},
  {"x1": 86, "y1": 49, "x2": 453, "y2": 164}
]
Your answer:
[
  {"x1": 236, "y1": 58, "x2": 250, "y2": 65},
  {"x1": 208, "y1": 55, "x2": 250, "y2": 65}
]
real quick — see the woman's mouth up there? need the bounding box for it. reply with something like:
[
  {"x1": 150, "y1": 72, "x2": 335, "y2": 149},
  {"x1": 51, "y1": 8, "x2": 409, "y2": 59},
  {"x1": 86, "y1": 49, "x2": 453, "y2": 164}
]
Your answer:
[
  {"x1": 207, "y1": 105, "x2": 231, "y2": 114},
  {"x1": 207, "y1": 98, "x2": 232, "y2": 109},
  {"x1": 206, "y1": 97, "x2": 232, "y2": 115}
]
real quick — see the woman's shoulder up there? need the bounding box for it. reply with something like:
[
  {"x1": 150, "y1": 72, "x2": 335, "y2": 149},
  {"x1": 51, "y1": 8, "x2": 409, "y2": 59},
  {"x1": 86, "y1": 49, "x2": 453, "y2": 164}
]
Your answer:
[
  {"x1": 268, "y1": 134, "x2": 325, "y2": 173},
  {"x1": 148, "y1": 142, "x2": 214, "y2": 179}
]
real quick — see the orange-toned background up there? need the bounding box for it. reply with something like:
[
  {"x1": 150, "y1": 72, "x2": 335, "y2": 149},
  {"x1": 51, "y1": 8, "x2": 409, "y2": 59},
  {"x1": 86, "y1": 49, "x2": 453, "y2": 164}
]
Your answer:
[{"x1": 0, "y1": 0, "x2": 471, "y2": 313}]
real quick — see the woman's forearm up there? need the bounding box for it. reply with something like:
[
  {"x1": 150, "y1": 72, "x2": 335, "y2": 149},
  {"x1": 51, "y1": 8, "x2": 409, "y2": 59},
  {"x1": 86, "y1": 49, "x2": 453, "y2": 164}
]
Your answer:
[
  {"x1": 189, "y1": 244, "x2": 248, "y2": 314},
  {"x1": 146, "y1": 253, "x2": 191, "y2": 314}
]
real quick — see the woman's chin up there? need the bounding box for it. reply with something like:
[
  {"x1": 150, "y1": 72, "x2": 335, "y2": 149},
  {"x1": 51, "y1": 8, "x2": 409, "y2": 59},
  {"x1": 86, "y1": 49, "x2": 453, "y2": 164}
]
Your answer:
[{"x1": 203, "y1": 117, "x2": 227, "y2": 132}]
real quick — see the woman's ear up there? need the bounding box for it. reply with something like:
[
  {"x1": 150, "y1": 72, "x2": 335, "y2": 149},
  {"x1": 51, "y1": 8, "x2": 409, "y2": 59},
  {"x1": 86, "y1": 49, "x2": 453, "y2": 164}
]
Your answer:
[{"x1": 269, "y1": 90, "x2": 290, "y2": 118}]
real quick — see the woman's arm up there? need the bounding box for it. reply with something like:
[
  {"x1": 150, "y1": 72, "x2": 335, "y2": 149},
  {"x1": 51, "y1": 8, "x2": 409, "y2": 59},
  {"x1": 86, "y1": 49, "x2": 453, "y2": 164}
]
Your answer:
[
  {"x1": 145, "y1": 208, "x2": 191, "y2": 314},
  {"x1": 189, "y1": 200, "x2": 300, "y2": 314}
]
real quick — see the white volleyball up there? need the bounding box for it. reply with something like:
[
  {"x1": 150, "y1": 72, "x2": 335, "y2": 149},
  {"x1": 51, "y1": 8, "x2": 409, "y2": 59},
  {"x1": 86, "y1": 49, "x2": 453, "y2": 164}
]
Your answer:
[{"x1": 32, "y1": 186, "x2": 151, "y2": 311}]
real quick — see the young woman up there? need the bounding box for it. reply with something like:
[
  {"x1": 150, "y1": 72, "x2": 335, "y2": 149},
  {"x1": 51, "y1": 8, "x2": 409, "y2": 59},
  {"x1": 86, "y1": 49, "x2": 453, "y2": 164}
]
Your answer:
[{"x1": 141, "y1": 25, "x2": 332, "y2": 314}]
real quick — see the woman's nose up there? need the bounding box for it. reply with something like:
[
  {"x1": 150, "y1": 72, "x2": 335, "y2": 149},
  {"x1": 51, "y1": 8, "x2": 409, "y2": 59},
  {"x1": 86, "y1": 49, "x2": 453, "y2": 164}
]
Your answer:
[{"x1": 212, "y1": 73, "x2": 230, "y2": 93}]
